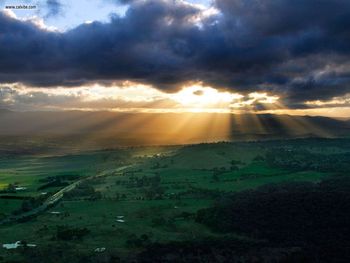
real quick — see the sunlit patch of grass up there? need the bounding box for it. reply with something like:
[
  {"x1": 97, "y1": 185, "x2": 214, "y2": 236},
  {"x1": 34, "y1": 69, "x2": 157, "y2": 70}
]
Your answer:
[{"x1": 0, "y1": 182, "x2": 8, "y2": 190}]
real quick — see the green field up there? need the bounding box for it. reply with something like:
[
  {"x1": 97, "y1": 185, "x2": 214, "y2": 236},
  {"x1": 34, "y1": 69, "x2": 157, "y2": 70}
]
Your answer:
[{"x1": 1, "y1": 138, "x2": 349, "y2": 262}]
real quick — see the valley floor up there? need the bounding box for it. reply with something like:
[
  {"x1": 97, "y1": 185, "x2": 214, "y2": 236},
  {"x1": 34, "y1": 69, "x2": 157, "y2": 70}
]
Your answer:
[{"x1": 1, "y1": 138, "x2": 350, "y2": 262}]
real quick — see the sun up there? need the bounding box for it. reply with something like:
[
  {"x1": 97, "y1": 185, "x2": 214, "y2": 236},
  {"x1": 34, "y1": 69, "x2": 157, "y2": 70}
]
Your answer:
[{"x1": 171, "y1": 85, "x2": 242, "y2": 110}]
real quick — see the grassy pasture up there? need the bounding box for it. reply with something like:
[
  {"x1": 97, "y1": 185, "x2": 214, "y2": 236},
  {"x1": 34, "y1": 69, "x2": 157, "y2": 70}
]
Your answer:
[{"x1": 1, "y1": 139, "x2": 347, "y2": 261}]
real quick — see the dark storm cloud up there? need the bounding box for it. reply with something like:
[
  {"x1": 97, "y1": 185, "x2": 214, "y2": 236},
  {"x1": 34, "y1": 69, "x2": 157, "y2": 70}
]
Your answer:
[
  {"x1": 45, "y1": 0, "x2": 63, "y2": 18},
  {"x1": 1, "y1": 0, "x2": 350, "y2": 107}
]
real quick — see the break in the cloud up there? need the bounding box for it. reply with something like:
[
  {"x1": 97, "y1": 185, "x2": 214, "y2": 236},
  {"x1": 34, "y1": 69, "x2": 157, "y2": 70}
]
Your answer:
[
  {"x1": 0, "y1": 82, "x2": 279, "y2": 112},
  {"x1": 0, "y1": 0, "x2": 350, "y2": 114}
]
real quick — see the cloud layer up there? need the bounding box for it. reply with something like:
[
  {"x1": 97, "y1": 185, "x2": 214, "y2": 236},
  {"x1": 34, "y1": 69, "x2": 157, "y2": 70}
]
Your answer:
[
  {"x1": 1, "y1": 0, "x2": 350, "y2": 108},
  {"x1": 0, "y1": 82, "x2": 280, "y2": 113}
]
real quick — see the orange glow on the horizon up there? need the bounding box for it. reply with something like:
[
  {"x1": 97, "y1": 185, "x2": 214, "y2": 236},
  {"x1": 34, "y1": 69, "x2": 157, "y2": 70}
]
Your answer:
[
  {"x1": 1, "y1": 82, "x2": 281, "y2": 114},
  {"x1": 3, "y1": 82, "x2": 349, "y2": 119}
]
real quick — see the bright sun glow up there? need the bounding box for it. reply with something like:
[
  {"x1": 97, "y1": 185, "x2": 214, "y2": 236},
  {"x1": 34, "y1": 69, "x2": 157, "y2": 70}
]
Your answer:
[
  {"x1": 1, "y1": 82, "x2": 280, "y2": 113},
  {"x1": 171, "y1": 85, "x2": 243, "y2": 108}
]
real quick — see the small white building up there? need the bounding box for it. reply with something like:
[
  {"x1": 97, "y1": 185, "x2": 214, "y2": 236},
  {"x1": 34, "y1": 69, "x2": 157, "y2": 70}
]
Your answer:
[
  {"x1": 2, "y1": 241, "x2": 36, "y2": 249},
  {"x1": 50, "y1": 211, "x2": 61, "y2": 215},
  {"x1": 15, "y1": 187, "x2": 26, "y2": 191},
  {"x1": 95, "y1": 247, "x2": 106, "y2": 252},
  {"x1": 2, "y1": 241, "x2": 21, "y2": 249}
]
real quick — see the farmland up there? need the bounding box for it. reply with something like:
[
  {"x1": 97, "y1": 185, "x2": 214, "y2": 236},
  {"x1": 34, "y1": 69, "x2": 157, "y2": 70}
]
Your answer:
[{"x1": 0, "y1": 138, "x2": 350, "y2": 262}]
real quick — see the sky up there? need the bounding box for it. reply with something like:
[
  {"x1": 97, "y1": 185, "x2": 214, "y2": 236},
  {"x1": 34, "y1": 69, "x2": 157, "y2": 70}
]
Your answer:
[{"x1": 0, "y1": 0, "x2": 350, "y2": 118}]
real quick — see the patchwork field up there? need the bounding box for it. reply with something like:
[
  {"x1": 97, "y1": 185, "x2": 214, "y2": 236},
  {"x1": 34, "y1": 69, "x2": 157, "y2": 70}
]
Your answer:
[{"x1": 1, "y1": 138, "x2": 349, "y2": 262}]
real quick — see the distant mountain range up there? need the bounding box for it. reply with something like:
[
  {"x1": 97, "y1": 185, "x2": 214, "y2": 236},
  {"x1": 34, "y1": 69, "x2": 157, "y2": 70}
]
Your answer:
[{"x1": 0, "y1": 110, "x2": 349, "y2": 147}]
